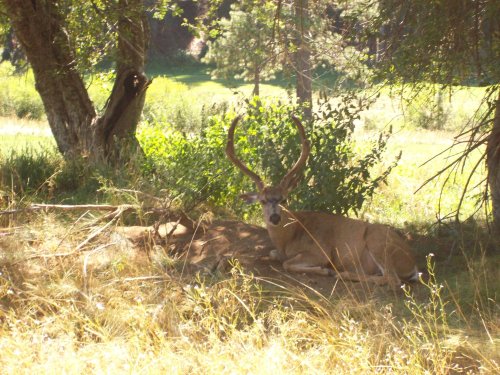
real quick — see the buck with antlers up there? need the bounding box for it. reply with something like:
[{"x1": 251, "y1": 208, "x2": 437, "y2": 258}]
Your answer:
[{"x1": 226, "y1": 115, "x2": 419, "y2": 289}]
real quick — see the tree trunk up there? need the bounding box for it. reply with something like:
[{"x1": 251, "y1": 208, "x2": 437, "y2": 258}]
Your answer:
[
  {"x1": 253, "y1": 66, "x2": 260, "y2": 96},
  {"x1": 486, "y1": 90, "x2": 500, "y2": 235},
  {"x1": 4, "y1": 0, "x2": 150, "y2": 162},
  {"x1": 294, "y1": 0, "x2": 312, "y2": 120}
]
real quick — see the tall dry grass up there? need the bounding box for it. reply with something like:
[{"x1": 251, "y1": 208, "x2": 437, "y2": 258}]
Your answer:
[{"x1": 0, "y1": 211, "x2": 498, "y2": 374}]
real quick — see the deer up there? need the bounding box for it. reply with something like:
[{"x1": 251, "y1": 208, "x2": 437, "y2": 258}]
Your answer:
[{"x1": 226, "y1": 115, "x2": 419, "y2": 289}]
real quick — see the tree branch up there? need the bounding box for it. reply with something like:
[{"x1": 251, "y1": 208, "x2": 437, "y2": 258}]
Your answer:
[{"x1": 0, "y1": 203, "x2": 170, "y2": 216}]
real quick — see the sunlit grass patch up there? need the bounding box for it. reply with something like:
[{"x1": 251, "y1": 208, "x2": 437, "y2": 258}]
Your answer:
[
  {"x1": 363, "y1": 85, "x2": 487, "y2": 133},
  {"x1": 356, "y1": 129, "x2": 487, "y2": 228},
  {"x1": 0, "y1": 116, "x2": 54, "y2": 156},
  {"x1": 0, "y1": 64, "x2": 45, "y2": 120}
]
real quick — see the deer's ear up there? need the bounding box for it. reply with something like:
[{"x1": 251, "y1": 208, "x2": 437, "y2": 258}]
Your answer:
[{"x1": 239, "y1": 192, "x2": 260, "y2": 204}]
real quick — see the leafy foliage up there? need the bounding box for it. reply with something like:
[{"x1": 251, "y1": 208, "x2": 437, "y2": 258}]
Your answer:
[
  {"x1": 64, "y1": 1, "x2": 118, "y2": 73},
  {"x1": 227, "y1": 96, "x2": 398, "y2": 215},
  {"x1": 139, "y1": 95, "x2": 397, "y2": 216},
  {"x1": 202, "y1": 2, "x2": 281, "y2": 93},
  {"x1": 374, "y1": 0, "x2": 500, "y2": 85},
  {"x1": 202, "y1": 0, "x2": 372, "y2": 96}
]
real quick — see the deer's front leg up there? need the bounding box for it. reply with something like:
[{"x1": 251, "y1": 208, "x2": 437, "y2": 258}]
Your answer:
[
  {"x1": 282, "y1": 253, "x2": 334, "y2": 276},
  {"x1": 259, "y1": 248, "x2": 286, "y2": 262}
]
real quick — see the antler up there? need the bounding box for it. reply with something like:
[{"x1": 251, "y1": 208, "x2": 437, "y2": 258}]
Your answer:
[
  {"x1": 279, "y1": 116, "x2": 311, "y2": 192},
  {"x1": 226, "y1": 115, "x2": 265, "y2": 191},
  {"x1": 226, "y1": 115, "x2": 310, "y2": 193}
]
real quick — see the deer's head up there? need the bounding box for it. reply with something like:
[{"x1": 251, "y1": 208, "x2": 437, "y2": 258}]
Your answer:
[{"x1": 225, "y1": 115, "x2": 310, "y2": 226}]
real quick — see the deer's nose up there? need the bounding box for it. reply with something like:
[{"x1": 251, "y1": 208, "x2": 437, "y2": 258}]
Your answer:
[{"x1": 270, "y1": 213, "x2": 281, "y2": 225}]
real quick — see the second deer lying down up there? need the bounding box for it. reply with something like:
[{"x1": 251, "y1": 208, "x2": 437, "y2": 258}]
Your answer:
[{"x1": 226, "y1": 115, "x2": 419, "y2": 289}]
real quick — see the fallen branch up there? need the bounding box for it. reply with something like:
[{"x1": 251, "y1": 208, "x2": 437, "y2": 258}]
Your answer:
[
  {"x1": 0, "y1": 203, "x2": 173, "y2": 216},
  {"x1": 0, "y1": 203, "x2": 135, "y2": 216},
  {"x1": 32, "y1": 203, "x2": 137, "y2": 211}
]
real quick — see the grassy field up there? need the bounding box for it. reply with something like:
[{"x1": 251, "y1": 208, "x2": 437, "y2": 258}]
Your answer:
[{"x1": 0, "y1": 64, "x2": 498, "y2": 373}]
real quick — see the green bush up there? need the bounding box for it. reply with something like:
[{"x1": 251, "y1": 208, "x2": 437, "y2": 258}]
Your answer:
[
  {"x1": 138, "y1": 116, "x2": 242, "y2": 212},
  {"x1": 139, "y1": 95, "x2": 397, "y2": 217},
  {"x1": 300, "y1": 96, "x2": 398, "y2": 214},
  {"x1": 403, "y1": 89, "x2": 450, "y2": 130}
]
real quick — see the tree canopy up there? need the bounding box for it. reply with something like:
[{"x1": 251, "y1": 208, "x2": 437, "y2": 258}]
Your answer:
[
  {"x1": 374, "y1": 0, "x2": 500, "y2": 85},
  {"x1": 202, "y1": 2, "x2": 281, "y2": 96}
]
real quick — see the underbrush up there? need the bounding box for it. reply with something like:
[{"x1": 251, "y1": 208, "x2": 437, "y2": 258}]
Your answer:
[
  {"x1": 0, "y1": 146, "x2": 157, "y2": 207},
  {"x1": 0, "y1": 212, "x2": 498, "y2": 374}
]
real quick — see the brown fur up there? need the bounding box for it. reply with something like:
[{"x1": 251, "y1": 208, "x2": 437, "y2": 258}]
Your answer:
[{"x1": 266, "y1": 209, "x2": 418, "y2": 289}]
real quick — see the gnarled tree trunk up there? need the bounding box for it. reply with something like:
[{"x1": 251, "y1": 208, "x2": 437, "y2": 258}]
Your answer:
[{"x1": 4, "y1": 0, "x2": 150, "y2": 162}]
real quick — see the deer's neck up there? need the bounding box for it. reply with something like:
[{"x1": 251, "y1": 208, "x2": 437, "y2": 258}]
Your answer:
[{"x1": 266, "y1": 210, "x2": 298, "y2": 251}]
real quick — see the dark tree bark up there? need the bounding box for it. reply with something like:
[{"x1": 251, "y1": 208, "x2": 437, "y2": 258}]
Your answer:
[
  {"x1": 294, "y1": 0, "x2": 312, "y2": 120},
  {"x1": 253, "y1": 66, "x2": 260, "y2": 96},
  {"x1": 486, "y1": 91, "x2": 500, "y2": 234},
  {"x1": 3, "y1": 0, "x2": 150, "y2": 162}
]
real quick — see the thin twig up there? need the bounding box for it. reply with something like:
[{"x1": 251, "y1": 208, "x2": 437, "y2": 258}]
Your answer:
[
  {"x1": 0, "y1": 203, "x2": 173, "y2": 219},
  {"x1": 32, "y1": 203, "x2": 137, "y2": 211},
  {"x1": 76, "y1": 208, "x2": 124, "y2": 251}
]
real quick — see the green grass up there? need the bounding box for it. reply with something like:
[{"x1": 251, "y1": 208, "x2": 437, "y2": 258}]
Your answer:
[
  {"x1": 0, "y1": 64, "x2": 45, "y2": 120},
  {"x1": 0, "y1": 134, "x2": 56, "y2": 157},
  {"x1": 358, "y1": 129, "x2": 487, "y2": 228},
  {"x1": 362, "y1": 84, "x2": 487, "y2": 133},
  {"x1": 152, "y1": 66, "x2": 287, "y2": 104},
  {"x1": 0, "y1": 134, "x2": 54, "y2": 155}
]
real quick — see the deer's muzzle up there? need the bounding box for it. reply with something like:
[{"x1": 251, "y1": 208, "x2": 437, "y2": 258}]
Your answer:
[{"x1": 270, "y1": 213, "x2": 281, "y2": 225}]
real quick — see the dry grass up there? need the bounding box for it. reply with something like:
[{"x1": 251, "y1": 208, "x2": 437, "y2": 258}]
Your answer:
[{"x1": 0, "y1": 211, "x2": 498, "y2": 374}]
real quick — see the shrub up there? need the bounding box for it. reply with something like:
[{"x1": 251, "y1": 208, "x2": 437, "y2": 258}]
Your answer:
[
  {"x1": 138, "y1": 117, "x2": 240, "y2": 212},
  {"x1": 403, "y1": 89, "x2": 450, "y2": 131},
  {"x1": 139, "y1": 95, "x2": 398, "y2": 217}
]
